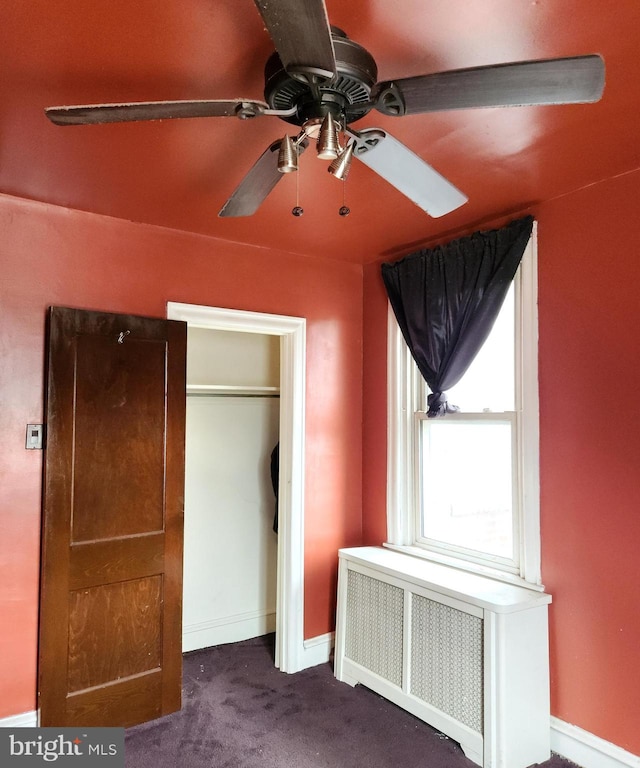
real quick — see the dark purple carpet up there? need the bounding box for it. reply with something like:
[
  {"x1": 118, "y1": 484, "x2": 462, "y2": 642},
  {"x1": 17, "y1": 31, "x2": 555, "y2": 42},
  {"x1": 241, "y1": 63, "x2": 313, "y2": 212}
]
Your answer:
[{"x1": 125, "y1": 635, "x2": 576, "y2": 768}]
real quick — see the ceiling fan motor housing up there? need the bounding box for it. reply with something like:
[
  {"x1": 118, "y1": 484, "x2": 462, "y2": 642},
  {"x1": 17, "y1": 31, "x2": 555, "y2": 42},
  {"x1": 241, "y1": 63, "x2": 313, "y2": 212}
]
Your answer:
[{"x1": 264, "y1": 28, "x2": 378, "y2": 127}]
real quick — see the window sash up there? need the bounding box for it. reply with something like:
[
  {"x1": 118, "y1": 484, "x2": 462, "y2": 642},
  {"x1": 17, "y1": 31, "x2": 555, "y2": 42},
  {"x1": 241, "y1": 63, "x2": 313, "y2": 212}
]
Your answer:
[{"x1": 414, "y1": 412, "x2": 521, "y2": 574}]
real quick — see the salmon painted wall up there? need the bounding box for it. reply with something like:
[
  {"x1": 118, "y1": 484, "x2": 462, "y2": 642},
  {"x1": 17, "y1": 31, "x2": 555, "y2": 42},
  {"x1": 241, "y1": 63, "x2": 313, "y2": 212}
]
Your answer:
[
  {"x1": 0, "y1": 193, "x2": 363, "y2": 719},
  {"x1": 536, "y1": 169, "x2": 640, "y2": 755},
  {"x1": 362, "y1": 169, "x2": 640, "y2": 755},
  {"x1": 362, "y1": 263, "x2": 388, "y2": 546}
]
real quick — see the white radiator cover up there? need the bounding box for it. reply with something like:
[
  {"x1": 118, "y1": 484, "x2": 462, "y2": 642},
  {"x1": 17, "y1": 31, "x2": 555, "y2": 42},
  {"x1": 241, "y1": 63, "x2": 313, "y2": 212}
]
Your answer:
[{"x1": 335, "y1": 547, "x2": 552, "y2": 768}]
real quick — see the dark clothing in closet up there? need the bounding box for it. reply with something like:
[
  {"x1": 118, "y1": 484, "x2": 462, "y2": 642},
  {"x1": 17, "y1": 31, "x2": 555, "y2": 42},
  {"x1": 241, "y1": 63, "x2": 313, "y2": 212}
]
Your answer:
[{"x1": 271, "y1": 443, "x2": 279, "y2": 533}]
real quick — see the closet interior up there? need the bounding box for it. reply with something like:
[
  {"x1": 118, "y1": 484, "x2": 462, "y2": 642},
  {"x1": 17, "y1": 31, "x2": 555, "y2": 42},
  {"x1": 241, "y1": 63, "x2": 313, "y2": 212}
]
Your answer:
[{"x1": 182, "y1": 326, "x2": 280, "y2": 652}]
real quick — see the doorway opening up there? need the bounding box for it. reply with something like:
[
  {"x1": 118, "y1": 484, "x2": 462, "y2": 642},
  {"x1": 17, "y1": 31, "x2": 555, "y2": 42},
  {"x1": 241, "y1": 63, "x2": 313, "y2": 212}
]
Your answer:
[{"x1": 167, "y1": 302, "x2": 306, "y2": 673}]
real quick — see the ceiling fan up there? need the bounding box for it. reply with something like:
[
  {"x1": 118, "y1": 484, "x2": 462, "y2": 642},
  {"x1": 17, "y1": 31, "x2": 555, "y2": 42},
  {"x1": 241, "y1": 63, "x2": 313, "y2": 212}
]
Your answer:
[{"x1": 44, "y1": 0, "x2": 605, "y2": 219}]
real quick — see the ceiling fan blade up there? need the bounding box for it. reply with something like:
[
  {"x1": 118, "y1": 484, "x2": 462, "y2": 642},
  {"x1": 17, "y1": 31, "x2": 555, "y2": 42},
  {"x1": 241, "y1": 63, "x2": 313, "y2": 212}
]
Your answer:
[
  {"x1": 374, "y1": 55, "x2": 605, "y2": 116},
  {"x1": 253, "y1": 0, "x2": 336, "y2": 81},
  {"x1": 45, "y1": 99, "x2": 280, "y2": 126},
  {"x1": 349, "y1": 128, "x2": 467, "y2": 217},
  {"x1": 218, "y1": 137, "x2": 308, "y2": 218}
]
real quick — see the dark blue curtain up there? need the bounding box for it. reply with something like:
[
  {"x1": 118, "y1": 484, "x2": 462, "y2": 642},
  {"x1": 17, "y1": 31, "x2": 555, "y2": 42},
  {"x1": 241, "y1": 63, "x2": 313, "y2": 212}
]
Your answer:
[{"x1": 381, "y1": 216, "x2": 533, "y2": 417}]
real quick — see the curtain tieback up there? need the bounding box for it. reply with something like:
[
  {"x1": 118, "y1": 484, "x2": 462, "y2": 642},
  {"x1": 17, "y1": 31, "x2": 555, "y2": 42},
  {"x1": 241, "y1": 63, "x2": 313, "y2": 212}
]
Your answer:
[{"x1": 427, "y1": 392, "x2": 460, "y2": 418}]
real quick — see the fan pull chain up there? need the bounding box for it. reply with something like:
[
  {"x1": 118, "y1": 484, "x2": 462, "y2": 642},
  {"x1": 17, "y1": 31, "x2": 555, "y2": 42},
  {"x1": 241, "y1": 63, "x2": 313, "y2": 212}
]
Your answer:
[
  {"x1": 291, "y1": 144, "x2": 303, "y2": 217},
  {"x1": 339, "y1": 176, "x2": 350, "y2": 217},
  {"x1": 338, "y1": 127, "x2": 350, "y2": 216}
]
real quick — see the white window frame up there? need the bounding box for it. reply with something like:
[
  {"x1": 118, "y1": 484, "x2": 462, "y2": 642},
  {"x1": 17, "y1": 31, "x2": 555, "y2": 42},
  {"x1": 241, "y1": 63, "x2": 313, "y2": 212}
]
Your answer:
[{"x1": 385, "y1": 223, "x2": 542, "y2": 589}]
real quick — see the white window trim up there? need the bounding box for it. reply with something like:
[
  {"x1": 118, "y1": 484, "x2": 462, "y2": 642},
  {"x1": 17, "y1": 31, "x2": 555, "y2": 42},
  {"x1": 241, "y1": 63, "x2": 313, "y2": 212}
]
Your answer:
[{"x1": 385, "y1": 223, "x2": 542, "y2": 590}]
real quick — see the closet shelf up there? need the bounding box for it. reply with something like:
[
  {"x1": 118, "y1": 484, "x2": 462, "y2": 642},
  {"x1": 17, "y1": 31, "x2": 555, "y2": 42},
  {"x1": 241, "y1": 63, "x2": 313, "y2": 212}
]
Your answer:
[{"x1": 186, "y1": 384, "x2": 280, "y2": 396}]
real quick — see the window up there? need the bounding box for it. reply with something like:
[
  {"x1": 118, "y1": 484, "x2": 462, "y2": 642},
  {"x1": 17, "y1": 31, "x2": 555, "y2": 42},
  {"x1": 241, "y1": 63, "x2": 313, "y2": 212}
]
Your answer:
[{"x1": 386, "y1": 226, "x2": 541, "y2": 587}]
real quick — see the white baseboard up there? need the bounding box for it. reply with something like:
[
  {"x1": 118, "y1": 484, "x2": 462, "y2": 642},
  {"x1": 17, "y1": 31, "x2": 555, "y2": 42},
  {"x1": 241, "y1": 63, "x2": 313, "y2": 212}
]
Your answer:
[
  {"x1": 182, "y1": 609, "x2": 276, "y2": 653},
  {"x1": 0, "y1": 710, "x2": 38, "y2": 728},
  {"x1": 301, "y1": 631, "x2": 335, "y2": 669},
  {"x1": 551, "y1": 717, "x2": 640, "y2": 768}
]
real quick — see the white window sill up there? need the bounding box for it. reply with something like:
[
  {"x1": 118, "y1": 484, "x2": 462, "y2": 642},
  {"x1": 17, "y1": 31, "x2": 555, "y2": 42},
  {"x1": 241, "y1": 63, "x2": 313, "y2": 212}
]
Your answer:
[{"x1": 382, "y1": 542, "x2": 546, "y2": 593}]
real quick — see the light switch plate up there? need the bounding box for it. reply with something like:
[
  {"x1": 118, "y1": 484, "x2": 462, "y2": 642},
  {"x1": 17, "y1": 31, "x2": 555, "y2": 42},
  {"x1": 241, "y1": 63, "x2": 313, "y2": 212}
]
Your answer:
[{"x1": 26, "y1": 424, "x2": 44, "y2": 450}]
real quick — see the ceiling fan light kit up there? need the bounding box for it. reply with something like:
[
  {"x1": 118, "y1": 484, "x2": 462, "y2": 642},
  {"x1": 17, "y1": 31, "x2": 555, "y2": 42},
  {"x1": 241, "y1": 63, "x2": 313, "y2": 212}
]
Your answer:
[
  {"x1": 44, "y1": 0, "x2": 605, "y2": 220},
  {"x1": 275, "y1": 112, "x2": 357, "y2": 216}
]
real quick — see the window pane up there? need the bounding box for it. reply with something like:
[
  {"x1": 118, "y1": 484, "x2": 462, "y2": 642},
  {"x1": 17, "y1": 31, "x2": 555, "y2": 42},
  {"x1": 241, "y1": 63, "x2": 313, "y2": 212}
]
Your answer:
[
  {"x1": 446, "y1": 285, "x2": 515, "y2": 412},
  {"x1": 420, "y1": 420, "x2": 513, "y2": 559}
]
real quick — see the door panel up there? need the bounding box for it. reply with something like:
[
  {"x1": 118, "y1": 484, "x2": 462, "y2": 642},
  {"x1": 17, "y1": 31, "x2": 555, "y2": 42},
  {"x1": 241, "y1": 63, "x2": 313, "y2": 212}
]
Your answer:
[
  {"x1": 67, "y1": 576, "x2": 163, "y2": 692},
  {"x1": 39, "y1": 307, "x2": 186, "y2": 727},
  {"x1": 72, "y1": 333, "x2": 166, "y2": 540}
]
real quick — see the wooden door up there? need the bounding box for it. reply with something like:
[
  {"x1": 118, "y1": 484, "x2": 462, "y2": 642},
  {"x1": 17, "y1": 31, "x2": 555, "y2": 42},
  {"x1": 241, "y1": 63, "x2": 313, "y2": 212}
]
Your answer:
[{"x1": 38, "y1": 307, "x2": 186, "y2": 727}]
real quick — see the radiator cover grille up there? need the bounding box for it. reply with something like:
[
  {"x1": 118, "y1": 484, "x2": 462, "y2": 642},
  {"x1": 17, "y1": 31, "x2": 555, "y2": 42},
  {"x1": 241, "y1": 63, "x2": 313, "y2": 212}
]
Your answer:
[
  {"x1": 345, "y1": 570, "x2": 404, "y2": 687},
  {"x1": 410, "y1": 593, "x2": 483, "y2": 733}
]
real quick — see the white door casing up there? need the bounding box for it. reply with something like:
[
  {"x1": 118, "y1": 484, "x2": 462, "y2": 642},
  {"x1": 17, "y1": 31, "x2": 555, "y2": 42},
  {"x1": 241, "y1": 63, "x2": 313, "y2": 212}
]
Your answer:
[{"x1": 167, "y1": 302, "x2": 306, "y2": 673}]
